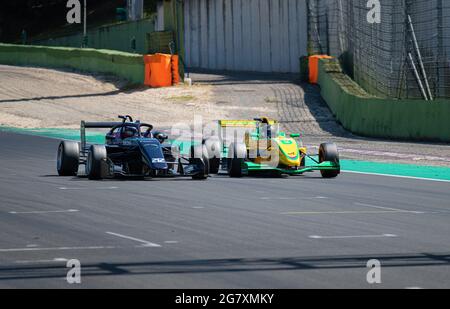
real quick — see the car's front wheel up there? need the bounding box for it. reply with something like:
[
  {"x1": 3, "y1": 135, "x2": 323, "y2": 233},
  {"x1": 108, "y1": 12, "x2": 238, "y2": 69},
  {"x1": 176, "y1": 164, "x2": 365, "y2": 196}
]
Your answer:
[
  {"x1": 319, "y1": 143, "x2": 340, "y2": 178},
  {"x1": 191, "y1": 145, "x2": 209, "y2": 180}
]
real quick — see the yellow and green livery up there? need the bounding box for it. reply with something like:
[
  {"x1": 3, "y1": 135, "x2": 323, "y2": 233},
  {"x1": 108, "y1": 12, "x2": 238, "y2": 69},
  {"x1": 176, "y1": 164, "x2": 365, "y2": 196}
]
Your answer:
[{"x1": 203, "y1": 117, "x2": 340, "y2": 178}]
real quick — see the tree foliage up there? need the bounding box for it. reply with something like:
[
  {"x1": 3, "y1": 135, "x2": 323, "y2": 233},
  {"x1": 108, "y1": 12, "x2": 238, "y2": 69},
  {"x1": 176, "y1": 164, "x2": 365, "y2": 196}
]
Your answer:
[{"x1": 0, "y1": 0, "x2": 157, "y2": 43}]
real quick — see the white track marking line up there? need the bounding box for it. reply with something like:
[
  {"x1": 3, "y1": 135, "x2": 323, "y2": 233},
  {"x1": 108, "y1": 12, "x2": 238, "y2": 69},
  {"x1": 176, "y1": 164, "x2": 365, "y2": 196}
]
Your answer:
[
  {"x1": 9, "y1": 209, "x2": 79, "y2": 214},
  {"x1": 282, "y1": 210, "x2": 421, "y2": 215},
  {"x1": 261, "y1": 196, "x2": 328, "y2": 201},
  {"x1": 342, "y1": 170, "x2": 450, "y2": 183},
  {"x1": 314, "y1": 196, "x2": 328, "y2": 199},
  {"x1": 106, "y1": 232, "x2": 161, "y2": 248},
  {"x1": 54, "y1": 258, "x2": 69, "y2": 262},
  {"x1": 309, "y1": 234, "x2": 398, "y2": 239},
  {"x1": 307, "y1": 145, "x2": 450, "y2": 163},
  {"x1": 14, "y1": 258, "x2": 68, "y2": 264},
  {"x1": 0, "y1": 246, "x2": 116, "y2": 253},
  {"x1": 354, "y1": 202, "x2": 424, "y2": 214},
  {"x1": 59, "y1": 187, "x2": 119, "y2": 190},
  {"x1": 282, "y1": 202, "x2": 426, "y2": 216},
  {"x1": 164, "y1": 241, "x2": 179, "y2": 244}
]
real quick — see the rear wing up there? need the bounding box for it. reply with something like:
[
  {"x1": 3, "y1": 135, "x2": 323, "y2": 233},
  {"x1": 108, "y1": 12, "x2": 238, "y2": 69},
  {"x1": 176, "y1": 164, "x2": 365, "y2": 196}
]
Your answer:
[
  {"x1": 218, "y1": 119, "x2": 277, "y2": 128},
  {"x1": 218, "y1": 120, "x2": 259, "y2": 128},
  {"x1": 217, "y1": 119, "x2": 278, "y2": 144},
  {"x1": 80, "y1": 121, "x2": 123, "y2": 150}
]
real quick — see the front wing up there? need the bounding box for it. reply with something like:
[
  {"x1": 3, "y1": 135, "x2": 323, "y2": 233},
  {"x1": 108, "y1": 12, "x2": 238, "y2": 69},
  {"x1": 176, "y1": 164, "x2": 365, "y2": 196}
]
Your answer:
[{"x1": 243, "y1": 156, "x2": 339, "y2": 175}]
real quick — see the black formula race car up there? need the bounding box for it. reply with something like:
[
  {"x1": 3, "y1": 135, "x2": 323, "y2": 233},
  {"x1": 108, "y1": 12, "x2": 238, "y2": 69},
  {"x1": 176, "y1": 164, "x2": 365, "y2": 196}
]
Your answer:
[{"x1": 56, "y1": 115, "x2": 209, "y2": 180}]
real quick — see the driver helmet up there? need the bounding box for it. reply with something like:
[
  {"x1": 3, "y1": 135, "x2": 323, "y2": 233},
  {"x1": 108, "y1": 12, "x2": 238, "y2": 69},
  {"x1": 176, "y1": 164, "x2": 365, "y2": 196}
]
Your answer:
[
  {"x1": 268, "y1": 124, "x2": 279, "y2": 137},
  {"x1": 260, "y1": 124, "x2": 275, "y2": 139},
  {"x1": 121, "y1": 126, "x2": 138, "y2": 139},
  {"x1": 153, "y1": 131, "x2": 168, "y2": 143}
]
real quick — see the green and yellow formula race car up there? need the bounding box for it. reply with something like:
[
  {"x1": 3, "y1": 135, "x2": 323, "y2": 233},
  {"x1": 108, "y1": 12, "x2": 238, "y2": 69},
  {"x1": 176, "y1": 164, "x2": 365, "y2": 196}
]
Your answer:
[{"x1": 202, "y1": 117, "x2": 340, "y2": 178}]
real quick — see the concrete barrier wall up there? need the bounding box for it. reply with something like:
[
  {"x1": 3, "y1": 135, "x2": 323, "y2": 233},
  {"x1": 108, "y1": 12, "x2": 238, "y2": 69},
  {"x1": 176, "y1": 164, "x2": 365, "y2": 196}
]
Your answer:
[
  {"x1": 0, "y1": 44, "x2": 145, "y2": 84},
  {"x1": 318, "y1": 58, "x2": 450, "y2": 142},
  {"x1": 33, "y1": 17, "x2": 156, "y2": 55}
]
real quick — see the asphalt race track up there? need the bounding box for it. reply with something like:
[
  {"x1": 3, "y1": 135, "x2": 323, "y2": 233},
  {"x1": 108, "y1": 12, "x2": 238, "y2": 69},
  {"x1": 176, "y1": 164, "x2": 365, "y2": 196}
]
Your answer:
[{"x1": 0, "y1": 131, "x2": 449, "y2": 288}]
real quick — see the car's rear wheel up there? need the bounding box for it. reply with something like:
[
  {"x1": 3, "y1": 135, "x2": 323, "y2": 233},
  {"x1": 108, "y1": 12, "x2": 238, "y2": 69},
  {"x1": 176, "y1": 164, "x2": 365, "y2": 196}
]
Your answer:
[
  {"x1": 86, "y1": 145, "x2": 107, "y2": 180},
  {"x1": 227, "y1": 143, "x2": 247, "y2": 178},
  {"x1": 203, "y1": 137, "x2": 221, "y2": 174},
  {"x1": 191, "y1": 145, "x2": 209, "y2": 180},
  {"x1": 319, "y1": 143, "x2": 340, "y2": 178},
  {"x1": 57, "y1": 141, "x2": 79, "y2": 176}
]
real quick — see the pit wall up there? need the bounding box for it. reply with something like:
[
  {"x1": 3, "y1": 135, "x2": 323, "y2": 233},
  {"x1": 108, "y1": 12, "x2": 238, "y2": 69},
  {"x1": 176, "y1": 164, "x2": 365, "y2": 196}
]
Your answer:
[
  {"x1": 317, "y1": 58, "x2": 450, "y2": 142},
  {"x1": 0, "y1": 43, "x2": 144, "y2": 84}
]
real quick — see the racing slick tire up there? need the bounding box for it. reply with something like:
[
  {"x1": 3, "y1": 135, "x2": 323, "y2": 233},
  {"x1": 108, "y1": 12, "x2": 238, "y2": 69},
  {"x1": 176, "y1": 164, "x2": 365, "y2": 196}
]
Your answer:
[
  {"x1": 191, "y1": 145, "x2": 209, "y2": 180},
  {"x1": 227, "y1": 142, "x2": 246, "y2": 178},
  {"x1": 86, "y1": 145, "x2": 107, "y2": 180},
  {"x1": 319, "y1": 143, "x2": 340, "y2": 178},
  {"x1": 57, "y1": 141, "x2": 80, "y2": 176},
  {"x1": 203, "y1": 137, "x2": 221, "y2": 174}
]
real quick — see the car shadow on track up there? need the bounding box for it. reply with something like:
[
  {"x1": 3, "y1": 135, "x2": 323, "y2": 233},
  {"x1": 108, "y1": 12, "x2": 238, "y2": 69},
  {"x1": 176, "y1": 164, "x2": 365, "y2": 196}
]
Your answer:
[
  {"x1": 40, "y1": 173, "x2": 332, "y2": 181},
  {"x1": 0, "y1": 85, "x2": 149, "y2": 104},
  {"x1": 211, "y1": 173, "x2": 328, "y2": 180},
  {"x1": 39, "y1": 175, "x2": 208, "y2": 182}
]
